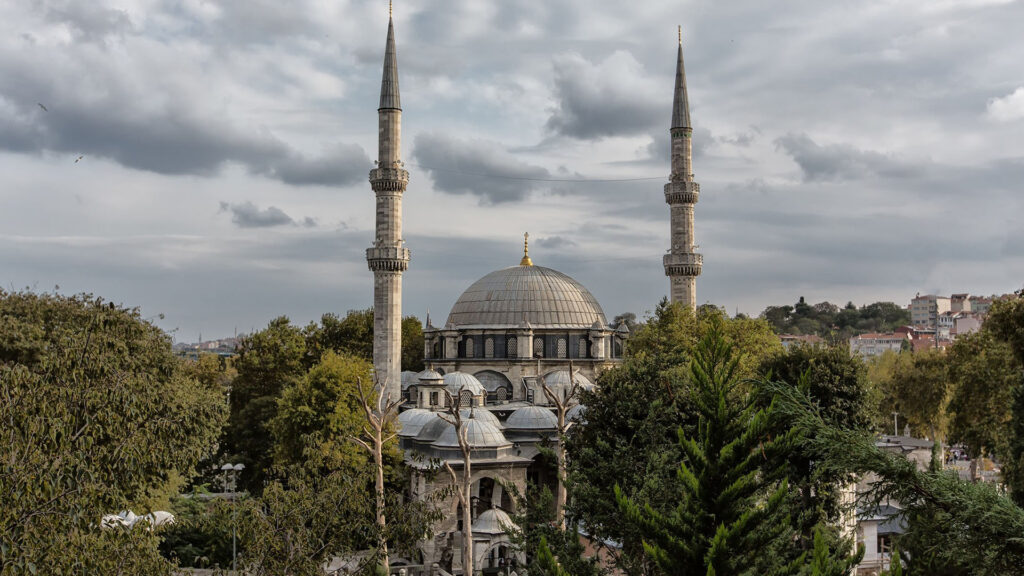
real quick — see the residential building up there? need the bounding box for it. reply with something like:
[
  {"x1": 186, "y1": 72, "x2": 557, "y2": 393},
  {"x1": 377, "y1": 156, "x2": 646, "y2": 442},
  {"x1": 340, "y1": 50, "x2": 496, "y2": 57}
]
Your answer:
[
  {"x1": 909, "y1": 294, "x2": 950, "y2": 328},
  {"x1": 849, "y1": 333, "x2": 908, "y2": 357}
]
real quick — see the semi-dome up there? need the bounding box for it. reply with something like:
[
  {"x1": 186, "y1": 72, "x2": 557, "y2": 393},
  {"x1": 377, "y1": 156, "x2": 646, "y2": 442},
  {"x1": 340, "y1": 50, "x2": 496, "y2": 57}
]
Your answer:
[
  {"x1": 397, "y1": 408, "x2": 437, "y2": 437},
  {"x1": 443, "y1": 372, "x2": 486, "y2": 396},
  {"x1": 472, "y1": 508, "x2": 517, "y2": 535},
  {"x1": 446, "y1": 265, "x2": 607, "y2": 329},
  {"x1": 505, "y1": 405, "x2": 558, "y2": 430},
  {"x1": 433, "y1": 418, "x2": 509, "y2": 449}
]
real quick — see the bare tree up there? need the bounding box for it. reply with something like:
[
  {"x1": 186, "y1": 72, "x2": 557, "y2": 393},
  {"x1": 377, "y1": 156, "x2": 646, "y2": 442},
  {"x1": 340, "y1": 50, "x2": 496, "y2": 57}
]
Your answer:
[
  {"x1": 352, "y1": 377, "x2": 404, "y2": 575},
  {"x1": 540, "y1": 360, "x2": 582, "y2": 530},
  {"x1": 439, "y1": 387, "x2": 474, "y2": 576}
]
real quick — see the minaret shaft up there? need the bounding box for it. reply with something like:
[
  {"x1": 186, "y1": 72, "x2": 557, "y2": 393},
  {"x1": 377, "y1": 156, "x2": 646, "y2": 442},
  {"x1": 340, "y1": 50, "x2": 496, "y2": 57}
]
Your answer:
[
  {"x1": 367, "y1": 15, "x2": 409, "y2": 401},
  {"x1": 663, "y1": 32, "x2": 702, "y2": 309}
]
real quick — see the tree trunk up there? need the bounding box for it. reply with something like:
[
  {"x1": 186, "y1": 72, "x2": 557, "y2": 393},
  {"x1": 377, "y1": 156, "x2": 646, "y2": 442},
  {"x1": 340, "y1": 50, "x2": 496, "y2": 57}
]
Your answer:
[
  {"x1": 555, "y1": 410, "x2": 567, "y2": 530},
  {"x1": 462, "y1": 447, "x2": 473, "y2": 575},
  {"x1": 375, "y1": 431, "x2": 390, "y2": 574}
]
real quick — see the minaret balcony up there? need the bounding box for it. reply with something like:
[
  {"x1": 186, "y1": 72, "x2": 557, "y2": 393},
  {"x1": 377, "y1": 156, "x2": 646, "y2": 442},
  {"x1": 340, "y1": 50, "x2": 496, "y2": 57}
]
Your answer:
[
  {"x1": 366, "y1": 246, "x2": 411, "y2": 272},
  {"x1": 663, "y1": 252, "x2": 703, "y2": 277},
  {"x1": 664, "y1": 181, "x2": 699, "y2": 205},
  {"x1": 369, "y1": 167, "x2": 410, "y2": 192}
]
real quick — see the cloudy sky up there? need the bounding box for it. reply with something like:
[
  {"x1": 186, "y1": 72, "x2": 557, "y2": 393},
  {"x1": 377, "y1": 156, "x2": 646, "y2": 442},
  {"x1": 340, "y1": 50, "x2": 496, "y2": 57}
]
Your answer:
[{"x1": 2, "y1": 0, "x2": 1023, "y2": 340}]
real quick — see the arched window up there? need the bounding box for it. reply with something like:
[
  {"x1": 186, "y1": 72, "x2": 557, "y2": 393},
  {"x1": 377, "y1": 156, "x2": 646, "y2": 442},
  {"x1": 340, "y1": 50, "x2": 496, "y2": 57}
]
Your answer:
[
  {"x1": 432, "y1": 341, "x2": 440, "y2": 359},
  {"x1": 485, "y1": 337, "x2": 494, "y2": 358},
  {"x1": 407, "y1": 385, "x2": 417, "y2": 403},
  {"x1": 459, "y1": 389, "x2": 473, "y2": 407},
  {"x1": 578, "y1": 338, "x2": 588, "y2": 358},
  {"x1": 533, "y1": 337, "x2": 544, "y2": 357},
  {"x1": 506, "y1": 337, "x2": 518, "y2": 358},
  {"x1": 557, "y1": 338, "x2": 567, "y2": 359},
  {"x1": 495, "y1": 387, "x2": 508, "y2": 403},
  {"x1": 465, "y1": 338, "x2": 475, "y2": 358}
]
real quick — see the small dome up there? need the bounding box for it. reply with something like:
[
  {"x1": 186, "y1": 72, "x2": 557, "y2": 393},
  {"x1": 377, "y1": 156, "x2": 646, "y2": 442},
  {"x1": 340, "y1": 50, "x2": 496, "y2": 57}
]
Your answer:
[
  {"x1": 506, "y1": 405, "x2": 558, "y2": 430},
  {"x1": 543, "y1": 370, "x2": 595, "y2": 401},
  {"x1": 444, "y1": 372, "x2": 486, "y2": 396},
  {"x1": 434, "y1": 418, "x2": 509, "y2": 449},
  {"x1": 616, "y1": 322, "x2": 630, "y2": 334},
  {"x1": 401, "y1": 371, "x2": 419, "y2": 390},
  {"x1": 462, "y1": 408, "x2": 501, "y2": 427},
  {"x1": 591, "y1": 320, "x2": 605, "y2": 330},
  {"x1": 398, "y1": 408, "x2": 437, "y2": 437},
  {"x1": 566, "y1": 404, "x2": 587, "y2": 423},
  {"x1": 417, "y1": 369, "x2": 444, "y2": 384},
  {"x1": 415, "y1": 415, "x2": 452, "y2": 442},
  {"x1": 472, "y1": 508, "x2": 517, "y2": 535}
]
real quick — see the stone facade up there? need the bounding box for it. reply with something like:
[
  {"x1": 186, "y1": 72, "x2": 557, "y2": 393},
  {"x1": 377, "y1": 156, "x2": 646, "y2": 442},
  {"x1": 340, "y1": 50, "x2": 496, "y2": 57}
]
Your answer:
[
  {"x1": 664, "y1": 29, "x2": 703, "y2": 309},
  {"x1": 367, "y1": 14, "x2": 409, "y2": 402}
]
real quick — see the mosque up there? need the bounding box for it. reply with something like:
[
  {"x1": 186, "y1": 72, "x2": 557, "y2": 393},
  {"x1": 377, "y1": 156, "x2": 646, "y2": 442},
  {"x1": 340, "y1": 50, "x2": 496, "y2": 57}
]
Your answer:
[{"x1": 363, "y1": 7, "x2": 702, "y2": 574}]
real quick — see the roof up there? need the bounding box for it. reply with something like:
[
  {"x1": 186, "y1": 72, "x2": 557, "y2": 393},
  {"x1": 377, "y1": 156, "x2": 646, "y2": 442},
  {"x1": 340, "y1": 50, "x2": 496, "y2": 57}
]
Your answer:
[
  {"x1": 671, "y1": 35, "x2": 691, "y2": 130},
  {"x1": 433, "y1": 418, "x2": 510, "y2": 449},
  {"x1": 505, "y1": 405, "x2": 558, "y2": 430},
  {"x1": 397, "y1": 408, "x2": 437, "y2": 437},
  {"x1": 443, "y1": 372, "x2": 486, "y2": 396},
  {"x1": 378, "y1": 16, "x2": 400, "y2": 110},
  {"x1": 446, "y1": 265, "x2": 607, "y2": 329},
  {"x1": 472, "y1": 508, "x2": 517, "y2": 535}
]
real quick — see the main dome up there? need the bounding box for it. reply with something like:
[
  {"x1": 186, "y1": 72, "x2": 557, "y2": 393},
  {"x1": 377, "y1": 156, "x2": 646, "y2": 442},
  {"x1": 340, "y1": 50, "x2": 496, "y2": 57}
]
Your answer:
[{"x1": 446, "y1": 265, "x2": 607, "y2": 329}]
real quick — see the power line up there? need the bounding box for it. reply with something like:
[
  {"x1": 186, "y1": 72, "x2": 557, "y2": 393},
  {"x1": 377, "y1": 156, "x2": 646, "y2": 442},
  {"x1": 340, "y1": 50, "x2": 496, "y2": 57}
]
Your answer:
[{"x1": 404, "y1": 162, "x2": 665, "y2": 183}]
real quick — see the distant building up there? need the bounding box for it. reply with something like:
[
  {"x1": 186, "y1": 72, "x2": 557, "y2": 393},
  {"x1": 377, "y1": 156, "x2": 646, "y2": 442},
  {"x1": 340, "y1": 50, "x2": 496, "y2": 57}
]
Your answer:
[
  {"x1": 954, "y1": 313, "x2": 983, "y2": 337},
  {"x1": 950, "y1": 293, "x2": 971, "y2": 313},
  {"x1": 909, "y1": 294, "x2": 950, "y2": 328},
  {"x1": 849, "y1": 333, "x2": 908, "y2": 357}
]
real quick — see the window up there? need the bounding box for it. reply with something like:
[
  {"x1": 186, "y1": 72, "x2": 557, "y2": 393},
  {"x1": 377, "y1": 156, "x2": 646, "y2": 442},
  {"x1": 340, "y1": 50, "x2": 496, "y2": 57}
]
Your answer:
[
  {"x1": 485, "y1": 338, "x2": 494, "y2": 358},
  {"x1": 496, "y1": 387, "x2": 508, "y2": 402},
  {"x1": 430, "y1": 391, "x2": 439, "y2": 406},
  {"x1": 407, "y1": 385, "x2": 417, "y2": 403},
  {"x1": 465, "y1": 338, "x2": 475, "y2": 358},
  {"x1": 533, "y1": 337, "x2": 544, "y2": 357},
  {"x1": 460, "y1": 390, "x2": 473, "y2": 407},
  {"x1": 578, "y1": 338, "x2": 588, "y2": 358},
  {"x1": 557, "y1": 338, "x2": 567, "y2": 358},
  {"x1": 433, "y1": 341, "x2": 440, "y2": 358},
  {"x1": 506, "y1": 337, "x2": 517, "y2": 358}
]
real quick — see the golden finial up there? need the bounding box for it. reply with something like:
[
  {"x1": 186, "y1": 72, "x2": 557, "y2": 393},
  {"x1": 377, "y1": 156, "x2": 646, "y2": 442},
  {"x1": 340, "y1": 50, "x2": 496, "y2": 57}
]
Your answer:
[
  {"x1": 678, "y1": 25, "x2": 682, "y2": 45},
  {"x1": 389, "y1": 0, "x2": 393, "y2": 18},
  {"x1": 520, "y1": 232, "x2": 533, "y2": 266}
]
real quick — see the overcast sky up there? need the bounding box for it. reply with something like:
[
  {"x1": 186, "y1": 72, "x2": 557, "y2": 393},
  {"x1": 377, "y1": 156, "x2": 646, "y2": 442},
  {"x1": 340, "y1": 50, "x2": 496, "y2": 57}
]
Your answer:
[{"x1": 2, "y1": 0, "x2": 1023, "y2": 341}]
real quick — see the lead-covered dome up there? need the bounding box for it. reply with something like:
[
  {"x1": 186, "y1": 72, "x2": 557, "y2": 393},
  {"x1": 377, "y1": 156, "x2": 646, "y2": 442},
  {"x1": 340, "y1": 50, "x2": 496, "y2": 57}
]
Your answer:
[{"x1": 446, "y1": 265, "x2": 607, "y2": 329}]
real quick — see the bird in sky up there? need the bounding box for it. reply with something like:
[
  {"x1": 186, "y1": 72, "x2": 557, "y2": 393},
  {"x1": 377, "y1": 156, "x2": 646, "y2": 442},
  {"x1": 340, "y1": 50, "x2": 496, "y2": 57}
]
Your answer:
[
  {"x1": 37, "y1": 103, "x2": 48, "y2": 112},
  {"x1": 75, "y1": 155, "x2": 83, "y2": 163}
]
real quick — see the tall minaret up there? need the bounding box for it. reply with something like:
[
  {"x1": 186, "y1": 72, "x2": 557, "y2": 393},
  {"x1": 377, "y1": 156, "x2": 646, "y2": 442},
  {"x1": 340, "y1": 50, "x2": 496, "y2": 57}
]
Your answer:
[
  {"x1": 663, "y1": 26, "x2": 702, "y2": 309},
  {"x1": 367, "y1": 2, "x2": 409, "y2": 402}
]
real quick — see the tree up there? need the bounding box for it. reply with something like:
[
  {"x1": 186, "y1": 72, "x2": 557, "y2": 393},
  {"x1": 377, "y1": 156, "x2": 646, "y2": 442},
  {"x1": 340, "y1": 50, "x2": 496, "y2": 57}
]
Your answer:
[
  {"x1": 440, "y1": 389, "x2": 475, "y2": 576},
  {"x1": 770, "y1": 379, "x2": 1024, "y2": 576},
  {"x1": 0, "y1": 290, "x2": 226, "y2": 574},
  {"x1": 756, "y1": 345, "x2": 869, "y2": 565},
  {"x1": 226, "y1": 316, "x2": 307, "y2": 492},
  {"x1": 615, "y1": 330, "x2": 796, "y2": 575},
  {"x1": 541, "y1": 360, "x2": 583, "y2": 529},
  {"x1": 567, "y1": 302, "x2": 780, "y2": 574},
  {"x1": 982, "y1": 295, "x2": 1024, "y2": 504},
  {"x1": 890, "y1": 350, "x2": 949, "y2": 441},
  {"x1": 305, "y1": 309, "x2": 425, "y2": 371}
]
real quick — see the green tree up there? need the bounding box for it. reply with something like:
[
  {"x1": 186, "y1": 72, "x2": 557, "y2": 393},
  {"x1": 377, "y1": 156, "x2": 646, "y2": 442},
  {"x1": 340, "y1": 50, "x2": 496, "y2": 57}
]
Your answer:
[
  {"x1": 756, "y1": 345, "x2": 868, "y2": 564},
  {"x1": 615, "y1": 330, "x2": 796, "y2": 575},
  {"x1": 947, "y1": 330, "x2": 1018, "y2": 465},
  {"x1": 566, "y1": 302, "x2": 780, "y2": 574},
  {"x1": 983, "y1": 295, "x2": 1024, "y2": 503},
  {"x1": 226, "y1": 316, "x2": 307, "y2": 492},
  {"x1": 890, "y1": 350, "x2": 949, "y2": 441},
  {"x1": 0, "y1": 290, "x2": 226, "y2": 575},
  {"x1": 305, "y1": 309, "x2": 425, "y2": 371}
]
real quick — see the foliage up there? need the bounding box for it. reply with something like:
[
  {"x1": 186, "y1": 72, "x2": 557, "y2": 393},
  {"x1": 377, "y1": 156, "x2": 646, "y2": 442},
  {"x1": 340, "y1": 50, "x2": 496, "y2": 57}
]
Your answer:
[
  {"x1": 158, "y1": 491, "x2": 233, "y2": 569},
  {"x1": 0, "y1": 290, "x2": 226, "y2": 575},
  {"x1": 755, "y1": 345, "x2": 868, "y2": 565},
  {"x1": 769, "y1": 379, "x2": 1024, "y2": 576},
  {"x1": 761, "y1": 297, "x2": 909, "y2": 342},
  {"x1": 801, "y1": 525, "x2": 862, "y2": 576},
  {"x1": 567, "y1": 302, "x2": 780, "y2": 574},
  {"x1": 305, "y1": 309, "x2": 425, "y2": 371},
  {"x1": 982, "y1": 295, "x2": 1024, "y2": 503},
  {"x1": 863, "y1": 350, "x2": 904, "y2": 433},
  {"x1": 947, "y1": 330, "x2": 1019, "y2": 460},
  {"x1": 615, "y1": 330, "x2": 797, "y2": 575},
  {"x1": 509, "y1": 484, "x2": 604, "y2": 576},
  {"x1": 889, "y1": 350, "x2": 949, "y2": 441}
]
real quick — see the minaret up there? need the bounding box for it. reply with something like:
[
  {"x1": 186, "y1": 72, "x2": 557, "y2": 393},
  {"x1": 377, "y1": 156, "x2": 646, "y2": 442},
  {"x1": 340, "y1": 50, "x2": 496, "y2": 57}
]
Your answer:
[
  {"x1": 367, "y1": 2, "x2": 409, "y2": 402},
  {"x1": 663, "y1": 26, "x2": 702, "y2": 309}
]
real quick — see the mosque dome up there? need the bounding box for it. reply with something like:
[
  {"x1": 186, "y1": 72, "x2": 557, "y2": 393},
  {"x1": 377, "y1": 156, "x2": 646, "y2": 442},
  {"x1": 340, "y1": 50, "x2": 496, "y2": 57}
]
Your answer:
[
  {"x1": 433, "y1": 418, "x2": 509, "y2": 449},
  {"x1": 417, "y1": 369, "x2": 444, "y2": 383},
  {"x1": 505, "y1": 405, "x2": 558, "y2": 431},
  {"x1": 446, "y1": 265, "x2": 607, "y2": 329},
  {"x1": 544, "y1": 370, "x2": 595, "y2": 392},
  {"x1": 566, "y1": 404, "x2": 587, "y2": 423},
  {"x1": 397, "y1": 408, "x2": 437, "y2": 437},
  {"x1": 415, "y1": 415, "x2": 452, "y2": 443},
  {"x1": 472, "y1": 508, "x2": 518, "y2": 535},
  {"x1": 401, "y1": 371, "x2": 420, "y2": 390},
  {"x1": 443, "y1": 372, "x2": 486, "y2": 396}
]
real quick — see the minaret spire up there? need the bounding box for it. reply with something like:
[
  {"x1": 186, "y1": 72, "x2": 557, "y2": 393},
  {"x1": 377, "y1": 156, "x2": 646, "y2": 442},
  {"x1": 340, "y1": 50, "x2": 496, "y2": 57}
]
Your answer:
[
  {"x1": 367, "y1": 7, "x2": 410, "y2": 402},
  {"x1": 663, "y1": 27, "x2": 702, "y2": 309}
]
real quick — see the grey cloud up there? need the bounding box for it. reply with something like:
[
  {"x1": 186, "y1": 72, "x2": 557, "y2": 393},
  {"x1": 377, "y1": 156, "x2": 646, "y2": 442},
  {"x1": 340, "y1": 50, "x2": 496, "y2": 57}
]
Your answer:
[
  {"x1": 220, "y1": 201, "x2": 294, "y2": 228},
  {"x1": 546, "y1": 51, "x2": 662, "y2": 139},
  {"x1": 269, "y1": 144, "x2": 371, "y2": 187},
  {"x1": 411, "y1": 132, "x2": 549, "y2": 204},
  {"x1": 536, "y1": 236, "x2": 577, "y2": 249},
  {"x1": 41, "y1": 1, "x2": 132, "y2": 43},
  {"x1": 775, "y1": 133, "x2": 923, "y2": 182}
]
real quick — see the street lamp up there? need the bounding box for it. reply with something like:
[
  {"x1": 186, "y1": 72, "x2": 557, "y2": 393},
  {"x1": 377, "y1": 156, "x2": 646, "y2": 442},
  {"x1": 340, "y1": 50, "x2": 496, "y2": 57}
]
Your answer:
[{"x1": 221, "y1": 463, "x2": 245, "y2": 572}]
